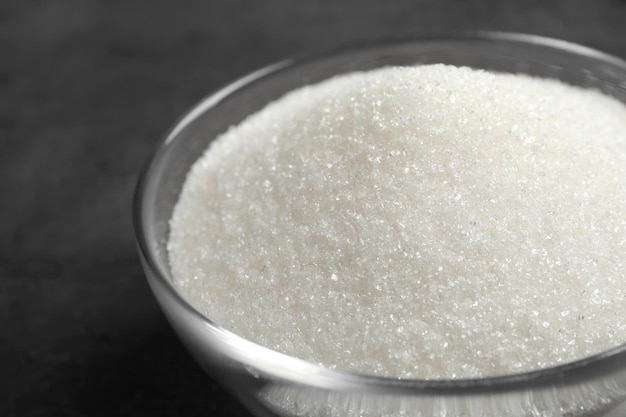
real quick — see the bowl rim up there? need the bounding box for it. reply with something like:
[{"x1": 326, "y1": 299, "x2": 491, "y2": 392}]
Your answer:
[{"x1": 133, "y1": 30, "x2": 626, "y2": 394}]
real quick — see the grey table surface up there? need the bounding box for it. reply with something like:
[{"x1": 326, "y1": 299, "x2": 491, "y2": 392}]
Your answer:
[{"x1": 3, "y1": 1, "x2": 626, "y2": 416}]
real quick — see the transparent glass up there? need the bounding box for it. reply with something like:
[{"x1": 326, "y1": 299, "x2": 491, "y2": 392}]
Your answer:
[{"x1": 134, "y1": 32, "x2": 626, "y2": 417}]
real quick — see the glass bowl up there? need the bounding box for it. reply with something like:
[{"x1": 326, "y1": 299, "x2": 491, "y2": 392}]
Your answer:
[{"x1": 134, "y1": 32, "x2": 626, "y2": 417}]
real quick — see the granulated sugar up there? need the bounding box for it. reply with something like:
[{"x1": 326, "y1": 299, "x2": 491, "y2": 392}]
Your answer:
[{"x1": 168, "y1": 65, "x2": 626, "y2": 379}]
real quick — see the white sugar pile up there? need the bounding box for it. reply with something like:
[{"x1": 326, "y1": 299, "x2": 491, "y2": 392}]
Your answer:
[{"x1": 168, "y1": 64, "x2": 626, "y2": 379}]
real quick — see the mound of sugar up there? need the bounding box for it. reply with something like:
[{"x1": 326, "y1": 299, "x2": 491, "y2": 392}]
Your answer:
[{"x1": 168, "y1": 64, "x2": 626, "y2": 379}]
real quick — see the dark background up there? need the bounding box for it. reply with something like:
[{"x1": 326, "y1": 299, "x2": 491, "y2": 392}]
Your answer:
[{"x1": 2, "y1": 1, "x2": 626, "y2": 416}]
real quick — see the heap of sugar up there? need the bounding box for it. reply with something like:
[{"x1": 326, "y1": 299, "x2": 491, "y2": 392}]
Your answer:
[{"x1": 168, "y1": 64, "x2": 626, "y2": 379}]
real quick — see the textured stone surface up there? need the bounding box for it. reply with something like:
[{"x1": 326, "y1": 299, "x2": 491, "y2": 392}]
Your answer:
[{"x1": 2, "y1": 0, "x2": 626, "y2": 416}]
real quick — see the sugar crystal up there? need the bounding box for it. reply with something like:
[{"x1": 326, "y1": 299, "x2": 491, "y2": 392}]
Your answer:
[{"x1": 168, "y1": 65, "x2": 626, "y2": 379}]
